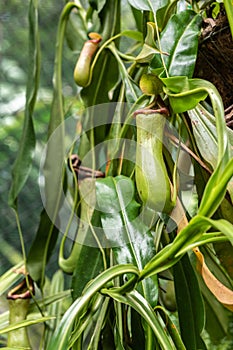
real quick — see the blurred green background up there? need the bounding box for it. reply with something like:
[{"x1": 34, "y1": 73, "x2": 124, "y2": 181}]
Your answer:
[
  {"x1": 0, "y1": 0, "x2": 132, "y2": 276},
  {"x1": 0, "y1": 0, "x2": 78, "y2": 275}
]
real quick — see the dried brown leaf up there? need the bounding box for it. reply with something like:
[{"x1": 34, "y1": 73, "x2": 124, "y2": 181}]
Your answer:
[{"x1": 193, "y1": 247, "x2": 233, "y2": 312}]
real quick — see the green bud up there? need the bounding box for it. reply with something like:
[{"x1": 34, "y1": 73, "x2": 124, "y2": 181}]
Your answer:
[{"x1": 139, "y1": 73, "x2": 163, "y2": 96}]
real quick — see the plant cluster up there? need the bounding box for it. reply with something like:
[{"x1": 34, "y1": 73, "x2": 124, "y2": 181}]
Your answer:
[{"x1": 1, "y1": 0, "x2": 233, "y2": 349}]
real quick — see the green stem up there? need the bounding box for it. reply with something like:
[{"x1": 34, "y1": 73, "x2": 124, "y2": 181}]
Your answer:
[
  {"x1": 14, "y1": 210, "x2": 27, "y2": 268},
  {"x1": 7, "y1": 299, "x2": 31, "y2": 349},
  {"x1": 149, "y1": 2, "x2": 169, "y2": 77},
  {"x1": 14, "y1": 211, "x2": 42, "y2": 315},
  {"x1": 48, "y1": 2, "x2": 80, "y2": 136}
]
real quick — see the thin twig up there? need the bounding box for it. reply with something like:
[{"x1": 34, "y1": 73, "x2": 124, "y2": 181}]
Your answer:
[{"x1": 164, "y1": 131, "x2": 212, "y2": 174}]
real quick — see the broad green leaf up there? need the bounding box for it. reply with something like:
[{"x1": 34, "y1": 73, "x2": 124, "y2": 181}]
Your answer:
[
  {"x1": 162, "y1": 76, "x2": 208, "y2": 112},
  {"x1": 47, "y1": 264, "x2": 139, "y2": 350},
  {"x1": 173, "y1": 254, "x2": 206, "y2": 350},
  {"x1": 156, "y1": 0, "x2": 179, "y2": 31},
  {"x1": 163, "y1": 76, "x2": 208, "y2": 112},
  {"x1": 8, "y1": 0, "x2": 40, "y2": 208},
  {"x1": 95, "y1": 176, "x2": 158, "y2": 307},
  {"x1": 58, "y1": 178, "x2": 96, "y2": 274},
  {"x1": 204, "y1": 292, "x2": 232, "y2": 342},
  {"x1": 127, "y1": 0, "x2": 169, "y2": 14},
  {"x1": 151, "y1": 10, "x2": 202, "y2": 78},
  {"x1": 71, "y1": 245, "x2": 105, "y2": 300},
  {"x1": 162, "y1": 76, "x2": 204, "y2": 93},
  {"x1": 127, "y1": 0, "x2": 152, "y2": 10}
]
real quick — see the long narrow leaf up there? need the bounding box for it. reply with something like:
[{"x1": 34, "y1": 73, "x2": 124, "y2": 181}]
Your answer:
[
  {"x1": 224, "y1": 0, "x2": 233, "y2": 39},
  {"x1": 47, "y1": 264, "x2": 139, "y2": 350},
  {"x1": 0, "y1": 316, "x2": 54, "y2": 335},
  {"x1": 0, "y1": 262, "x2": 24, "y2": 296},
  {"x1": 8, "y1": 0, "x2": 40, "y2": 208},
  {"x1": 26, "y1": 210, "x2": 59, "y2": 285},
  {"x1": 198, "y1": 158, "x2": 233, "y2": 217},
  {"x1": 189, "y1": 104, "x2": 219, "y2": 169},
  {"x1": 44, "y1": 270, "x2": 65, "y2": 345},
  {"x1": 195, "y1": 216, "x2": 233, "y2": 243},
  {"x1": 26, "y1": 2, "x2": 80, "y2": 286},
  {"x1": 173, "y1": 254, "x2": 206, "y2": 349},
  {"x1": 102, "y1": 289, "x2": 176, "y2": 350}
]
